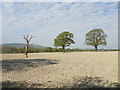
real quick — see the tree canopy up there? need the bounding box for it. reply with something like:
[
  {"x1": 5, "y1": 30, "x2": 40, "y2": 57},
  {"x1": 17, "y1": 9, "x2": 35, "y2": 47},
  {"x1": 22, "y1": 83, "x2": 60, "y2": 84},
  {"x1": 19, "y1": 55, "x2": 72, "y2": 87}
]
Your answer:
[
  {"x1": 54, "y1": 31, "x2": 75, "y2": 52},
  {"x1": 85, "y1": 29, "x2": 107, "y2": 51}
]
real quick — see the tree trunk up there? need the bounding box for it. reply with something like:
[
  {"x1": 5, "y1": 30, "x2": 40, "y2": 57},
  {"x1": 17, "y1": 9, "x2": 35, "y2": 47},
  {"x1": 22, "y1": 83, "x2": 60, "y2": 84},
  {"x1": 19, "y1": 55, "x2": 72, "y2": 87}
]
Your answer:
[
  {"x1": 62, "y1": 45, "x2": 65, "y2": 53},
  {"x1": 23, "y1": 35, "x2": 33, "y2": 58},
  {"x1": 95, "y1": 45, "x2": 98, "y2": 52},
  {"x1": 25, "y1": 42, "x2": 29, "y2": 58},
  {"x1": 56, "y1": 48, "x2": 58, "y2": 52},
  {"x1": 25, "y1": 52, "x2": 28, "y2": 58}
]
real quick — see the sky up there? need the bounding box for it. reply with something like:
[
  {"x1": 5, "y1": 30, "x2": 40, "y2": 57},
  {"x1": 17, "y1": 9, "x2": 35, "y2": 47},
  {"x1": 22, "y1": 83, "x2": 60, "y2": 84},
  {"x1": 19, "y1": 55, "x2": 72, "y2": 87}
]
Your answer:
[{"x1": 1, "y1": 1, "x2": 118, "y2": 49}]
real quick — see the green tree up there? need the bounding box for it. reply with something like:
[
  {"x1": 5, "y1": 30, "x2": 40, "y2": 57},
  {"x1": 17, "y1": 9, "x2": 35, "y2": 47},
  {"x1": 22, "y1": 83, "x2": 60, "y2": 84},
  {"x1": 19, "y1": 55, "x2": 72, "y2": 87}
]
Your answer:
[
  {"x1": 85, "y1": 29, "x2": 107, "y2": 52},
  {"x1": 45, "y1": 47, "x2": 52, "y2": 52},
  {"x1": 54, "y1": 31, "x2": 75, "y2": 53}
]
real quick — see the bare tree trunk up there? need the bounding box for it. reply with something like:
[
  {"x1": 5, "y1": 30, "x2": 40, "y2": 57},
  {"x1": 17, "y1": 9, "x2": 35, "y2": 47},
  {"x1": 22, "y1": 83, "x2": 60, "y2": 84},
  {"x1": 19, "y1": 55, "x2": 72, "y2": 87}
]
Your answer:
[
  {"x1": 56, "y1": 48, "x2": 58, "y2": 52},
  {"x1": 95, "y1": 45, "x2": 98, "y2": 52},
  {"x1": 62, "y1": 45, "x2": 65, "y2": 53},
  {"x1": 23, "y1": 35, "x2": 34, "y2": 58},
  {"x1": 25, "y1": 42, "x2": 29, "y2": 58}
]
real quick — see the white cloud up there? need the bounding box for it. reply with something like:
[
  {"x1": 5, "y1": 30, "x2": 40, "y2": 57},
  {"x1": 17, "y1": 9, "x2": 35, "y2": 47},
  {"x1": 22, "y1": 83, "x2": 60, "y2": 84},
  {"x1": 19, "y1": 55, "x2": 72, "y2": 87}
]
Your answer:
[
  {"x1": 1, "y1": 0, "x2": 119, "y2": 2},
  {"x1": 0, "y1": 2, "x2": 2, "y2": 44},
  {"x1": 2, "y1": 2, "x2": 118, "y2": 49}
]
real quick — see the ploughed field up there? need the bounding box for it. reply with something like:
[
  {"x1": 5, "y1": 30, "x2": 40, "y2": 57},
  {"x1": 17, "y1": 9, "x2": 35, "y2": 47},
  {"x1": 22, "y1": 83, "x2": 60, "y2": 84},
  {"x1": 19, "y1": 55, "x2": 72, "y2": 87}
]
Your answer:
[{"x1": 1, "y1": 52, "x2": 119, "y2": 88}]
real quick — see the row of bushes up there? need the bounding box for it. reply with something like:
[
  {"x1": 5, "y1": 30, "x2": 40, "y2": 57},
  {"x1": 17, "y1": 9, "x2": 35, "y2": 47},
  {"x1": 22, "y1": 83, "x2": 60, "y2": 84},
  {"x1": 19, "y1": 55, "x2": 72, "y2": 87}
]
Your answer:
[
  {"x1": 2, "y1": 46, "x2": 72, "y2": 53},
  {"x1": 2, "y1": 46, "x2": 119, "y2": 53}
]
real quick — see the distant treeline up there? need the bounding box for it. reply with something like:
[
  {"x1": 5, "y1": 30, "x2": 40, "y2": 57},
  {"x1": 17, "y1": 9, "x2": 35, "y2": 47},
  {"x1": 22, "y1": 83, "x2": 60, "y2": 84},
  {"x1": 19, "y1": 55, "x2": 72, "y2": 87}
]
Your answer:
[
  {"x1": 2, "y1": 46, "x2": 119, "y2": 53},
  {"x1": 2, "y1": 46, "x2": 70, "y2": 53}
]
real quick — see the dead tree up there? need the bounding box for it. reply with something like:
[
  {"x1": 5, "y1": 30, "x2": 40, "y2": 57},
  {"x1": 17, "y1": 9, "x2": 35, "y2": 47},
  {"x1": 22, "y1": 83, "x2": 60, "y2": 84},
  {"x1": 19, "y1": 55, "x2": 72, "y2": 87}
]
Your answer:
[{"x1": 23, "y1": 34, "x2": 33, "y2": 58}]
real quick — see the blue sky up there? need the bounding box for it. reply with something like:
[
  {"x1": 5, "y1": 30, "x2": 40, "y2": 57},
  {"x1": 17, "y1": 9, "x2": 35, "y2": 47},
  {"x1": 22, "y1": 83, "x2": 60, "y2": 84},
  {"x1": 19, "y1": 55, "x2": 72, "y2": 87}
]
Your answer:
[{"x1": 1, "y1": 2, "x2": 118, "y2": 49}]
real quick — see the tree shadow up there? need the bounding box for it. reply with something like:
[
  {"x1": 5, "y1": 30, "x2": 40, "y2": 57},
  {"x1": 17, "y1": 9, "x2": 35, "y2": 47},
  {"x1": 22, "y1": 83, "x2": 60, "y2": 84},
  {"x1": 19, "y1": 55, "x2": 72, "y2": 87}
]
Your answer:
[
  {"x1": 2, "y1": 80, "x2": 43, "y2": 88},
  {"x1": 72, "y1": 76, "x2": 120, "y2": 88},
  {"x1": 2, "y1": 59, "x2": 58, "y2": 72},
  {"x1": 2, "y1": 76, "x2": 120, "y2": 89}
]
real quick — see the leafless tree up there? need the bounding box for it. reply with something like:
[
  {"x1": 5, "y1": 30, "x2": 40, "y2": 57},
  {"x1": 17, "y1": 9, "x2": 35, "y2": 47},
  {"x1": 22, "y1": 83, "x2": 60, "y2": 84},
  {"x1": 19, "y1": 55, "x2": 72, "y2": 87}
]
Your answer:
[{"x1": 23, "y1": 34, "x2": 34, "y2": 58}]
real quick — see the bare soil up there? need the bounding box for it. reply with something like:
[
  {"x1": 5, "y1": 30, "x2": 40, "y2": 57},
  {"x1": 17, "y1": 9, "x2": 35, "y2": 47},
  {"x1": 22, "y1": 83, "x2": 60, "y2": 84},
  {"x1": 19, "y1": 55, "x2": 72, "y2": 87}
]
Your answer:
[{"x1": 1, "y1": 52, "x2": 118, "y2": 88}]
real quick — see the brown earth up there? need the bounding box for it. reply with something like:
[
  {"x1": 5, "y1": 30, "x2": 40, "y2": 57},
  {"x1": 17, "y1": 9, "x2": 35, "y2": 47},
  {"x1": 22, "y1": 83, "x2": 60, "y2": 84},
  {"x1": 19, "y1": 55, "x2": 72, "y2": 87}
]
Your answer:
[{"x1": 1, "y1": 52, "x2": 118, "y2": 88}]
